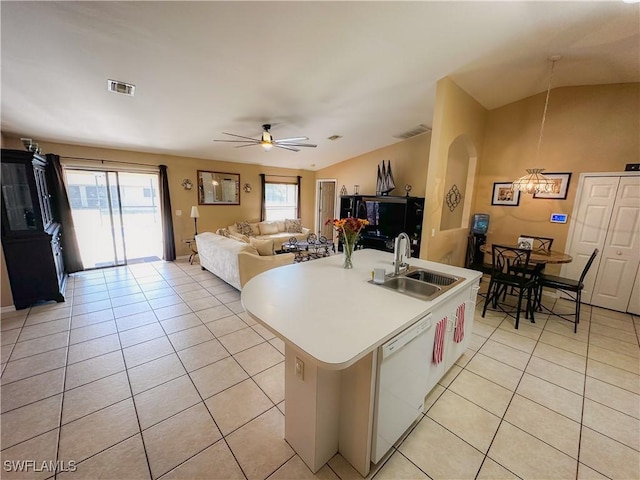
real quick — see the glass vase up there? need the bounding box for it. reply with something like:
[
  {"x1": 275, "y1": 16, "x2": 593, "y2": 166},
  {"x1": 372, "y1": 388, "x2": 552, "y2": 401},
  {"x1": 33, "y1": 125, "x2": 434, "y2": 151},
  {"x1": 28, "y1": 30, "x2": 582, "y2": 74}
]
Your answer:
[{"x1": 343, "y1": 237, "x2": 355, "y2": 269}]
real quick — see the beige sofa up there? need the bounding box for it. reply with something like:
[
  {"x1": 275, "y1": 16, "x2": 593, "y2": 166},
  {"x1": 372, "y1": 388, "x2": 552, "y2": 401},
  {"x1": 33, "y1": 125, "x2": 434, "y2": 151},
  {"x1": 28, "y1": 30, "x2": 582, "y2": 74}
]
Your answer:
[
  {"x1": 218, "y1": 220, "x2": 311, "y2": 251},
  {"x1": 196, "y1": 232, "x2": 294, "y2": 290}
]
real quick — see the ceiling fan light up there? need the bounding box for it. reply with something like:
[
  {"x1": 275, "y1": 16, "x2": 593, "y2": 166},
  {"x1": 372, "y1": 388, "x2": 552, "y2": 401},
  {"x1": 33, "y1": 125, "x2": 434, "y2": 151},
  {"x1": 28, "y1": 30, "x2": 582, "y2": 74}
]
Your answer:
[{"x1": 261, "y1": 141, "x2": 273, "y2": 151}]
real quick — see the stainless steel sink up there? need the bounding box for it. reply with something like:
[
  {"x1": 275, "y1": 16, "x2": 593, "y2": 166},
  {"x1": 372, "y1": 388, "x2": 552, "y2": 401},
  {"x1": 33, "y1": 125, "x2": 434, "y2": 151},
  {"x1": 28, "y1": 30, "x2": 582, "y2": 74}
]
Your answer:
[
  {"x1": 371, "y1": 267, "x2": 465, "y2": 301},
  {"x1": 379, "y1": 277, "x2": 441, "y2": 301},
  {"x1": 404, "y1": 269, "x2": 459, "y2": 286}
]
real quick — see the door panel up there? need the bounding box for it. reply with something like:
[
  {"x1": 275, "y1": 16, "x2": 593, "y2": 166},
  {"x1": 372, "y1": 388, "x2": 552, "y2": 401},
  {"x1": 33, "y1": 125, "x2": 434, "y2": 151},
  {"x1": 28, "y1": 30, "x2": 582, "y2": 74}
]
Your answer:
[
  {"x1": 591, "y1": 177, "x2": 640, "y2": 311},
  {"x1": 317, "y1": 181, "x2": 336, "y2": 239},
  {"x1": 563, "y1": 176, "x2": 619, "y2": 303}
]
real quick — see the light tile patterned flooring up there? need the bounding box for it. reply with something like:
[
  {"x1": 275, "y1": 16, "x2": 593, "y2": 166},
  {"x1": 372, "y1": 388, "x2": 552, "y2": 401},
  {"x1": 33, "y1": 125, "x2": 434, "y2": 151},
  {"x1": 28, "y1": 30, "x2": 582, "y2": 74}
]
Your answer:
[{"x1": 1, "y1": 259, "x2": 639, "y2": 479}]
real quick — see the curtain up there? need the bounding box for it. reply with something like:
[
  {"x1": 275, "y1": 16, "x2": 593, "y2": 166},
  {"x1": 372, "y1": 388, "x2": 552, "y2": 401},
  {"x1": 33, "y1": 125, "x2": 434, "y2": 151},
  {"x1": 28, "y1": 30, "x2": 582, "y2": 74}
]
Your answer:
[
  {"x1": 159, "y1": 165, "x2": 176, "y2": 261},
  {"x1": 260, "y1": 174, "x2": 266, "y2": 221},
  {"x1": 296, "y1": 175, "x2": 302, "y2": 219},
  {"x1": 46, "y1": 154, "x2": 83, "y2": 273}
]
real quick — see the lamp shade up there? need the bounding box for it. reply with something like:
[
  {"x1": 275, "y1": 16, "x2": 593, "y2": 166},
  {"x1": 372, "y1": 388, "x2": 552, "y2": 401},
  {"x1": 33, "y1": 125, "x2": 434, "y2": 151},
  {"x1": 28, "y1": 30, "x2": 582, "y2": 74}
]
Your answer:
[
  {"x1": 512, "y1": 168, "x2": 555, "y2": 194},
  {"x1": 190, "y1": 206, "x2": 200, "y2": 218}
]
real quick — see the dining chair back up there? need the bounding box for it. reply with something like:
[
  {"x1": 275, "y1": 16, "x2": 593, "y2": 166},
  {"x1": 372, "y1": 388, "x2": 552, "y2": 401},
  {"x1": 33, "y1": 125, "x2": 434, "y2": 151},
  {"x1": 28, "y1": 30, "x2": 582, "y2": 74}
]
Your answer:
[
  {"x1": 539, "y1": 248, "x2": 599, "y2": 333},
  {"x1": 482, "y1": 244, "x2": 537, "y2": 329},
  {"x1": 521, "y1": 235, "x2": 554, "y2": 252}
]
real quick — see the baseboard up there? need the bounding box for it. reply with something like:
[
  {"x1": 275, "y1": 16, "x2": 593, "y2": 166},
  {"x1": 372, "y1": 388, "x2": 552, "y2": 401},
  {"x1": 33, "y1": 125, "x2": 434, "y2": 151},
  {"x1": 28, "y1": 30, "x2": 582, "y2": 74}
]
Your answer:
[{"x1": 1, "y1": 305, "x2": 17, "y2": 314}]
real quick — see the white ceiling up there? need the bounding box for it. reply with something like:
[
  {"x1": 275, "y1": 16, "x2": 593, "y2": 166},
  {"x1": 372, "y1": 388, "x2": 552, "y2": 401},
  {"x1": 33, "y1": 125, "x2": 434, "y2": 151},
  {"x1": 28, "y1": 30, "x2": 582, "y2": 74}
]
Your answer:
[{"x1": 1, "y1": 1, "x2": 638, "y2": 171}]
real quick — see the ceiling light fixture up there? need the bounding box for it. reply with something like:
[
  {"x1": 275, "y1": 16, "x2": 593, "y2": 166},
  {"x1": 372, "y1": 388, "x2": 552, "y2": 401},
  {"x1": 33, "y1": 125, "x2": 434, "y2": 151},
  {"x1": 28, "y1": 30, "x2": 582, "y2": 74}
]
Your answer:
[
  {"x1": 260, "y1": 130, "x2": 273, "y2": 151},
  {"x1": 512, "y1": 56, "x2": 561, "y2": 195}
]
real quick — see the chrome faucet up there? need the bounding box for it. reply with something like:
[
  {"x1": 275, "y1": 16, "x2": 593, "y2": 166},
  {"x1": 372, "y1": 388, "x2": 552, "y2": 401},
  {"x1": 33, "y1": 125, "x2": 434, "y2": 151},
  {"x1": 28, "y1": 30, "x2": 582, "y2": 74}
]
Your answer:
[{"x1": 393, "y1": 232, "x2": 412, "y2": 275}]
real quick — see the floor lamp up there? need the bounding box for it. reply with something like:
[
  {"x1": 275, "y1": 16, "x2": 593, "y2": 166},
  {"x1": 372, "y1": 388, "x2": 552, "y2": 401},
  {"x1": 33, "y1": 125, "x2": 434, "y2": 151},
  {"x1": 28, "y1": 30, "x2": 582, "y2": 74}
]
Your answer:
[{"x1": 190, "y1": 206, "x2": 200, "y2": 236}]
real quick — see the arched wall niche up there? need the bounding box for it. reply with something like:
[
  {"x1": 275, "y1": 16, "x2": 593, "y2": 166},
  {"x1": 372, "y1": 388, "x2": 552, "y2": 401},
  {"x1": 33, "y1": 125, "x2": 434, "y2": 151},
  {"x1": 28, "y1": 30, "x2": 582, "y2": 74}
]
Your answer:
[{"x1": 440, "y1": 134, "x2": 477, "y2": 232}]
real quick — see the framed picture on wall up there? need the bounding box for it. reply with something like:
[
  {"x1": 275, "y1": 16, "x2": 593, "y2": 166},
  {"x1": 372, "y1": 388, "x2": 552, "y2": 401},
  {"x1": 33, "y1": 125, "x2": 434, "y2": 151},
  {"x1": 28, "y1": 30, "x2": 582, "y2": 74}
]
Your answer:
[
  {"x1": 491, "y1": 182, "x2": 520, "y2": 206},
  {"x1": 533, "y1": 172, "x2": 572, "y2": 199}
]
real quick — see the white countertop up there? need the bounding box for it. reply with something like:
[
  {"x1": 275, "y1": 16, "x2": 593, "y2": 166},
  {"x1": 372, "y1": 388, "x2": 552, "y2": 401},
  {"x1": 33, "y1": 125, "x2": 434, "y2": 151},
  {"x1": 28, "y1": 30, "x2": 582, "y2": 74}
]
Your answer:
[{"x1": 241, "y1": 249, "x2": 482, "y2": 369}]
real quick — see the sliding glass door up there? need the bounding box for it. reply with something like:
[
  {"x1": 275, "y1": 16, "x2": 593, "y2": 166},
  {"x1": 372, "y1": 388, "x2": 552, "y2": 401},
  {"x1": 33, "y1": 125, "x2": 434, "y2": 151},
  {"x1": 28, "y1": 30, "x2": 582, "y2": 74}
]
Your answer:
[{"x1": 65, "y1": 169, "x2": 163, "y2": 269}]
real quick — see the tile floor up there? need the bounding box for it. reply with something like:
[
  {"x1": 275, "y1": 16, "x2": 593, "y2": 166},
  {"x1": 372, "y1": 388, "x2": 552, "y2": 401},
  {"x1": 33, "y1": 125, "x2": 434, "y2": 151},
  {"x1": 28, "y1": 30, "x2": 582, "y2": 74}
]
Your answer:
[{"x1": 1, "y1": 259, "x2": 639, "y2": 479}]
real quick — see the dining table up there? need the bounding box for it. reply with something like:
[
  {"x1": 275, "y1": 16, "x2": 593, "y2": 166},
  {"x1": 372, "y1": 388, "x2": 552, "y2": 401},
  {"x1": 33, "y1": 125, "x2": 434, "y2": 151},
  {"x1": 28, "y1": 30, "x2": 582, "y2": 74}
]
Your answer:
[{"x1": 479, "y1": 243, "x2": 573, "y2": 265}]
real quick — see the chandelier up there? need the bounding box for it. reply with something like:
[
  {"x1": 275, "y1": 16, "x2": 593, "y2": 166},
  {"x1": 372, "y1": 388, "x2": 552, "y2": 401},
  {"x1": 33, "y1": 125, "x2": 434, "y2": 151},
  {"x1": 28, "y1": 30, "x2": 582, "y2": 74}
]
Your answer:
[{"x1": 512, "y1": 56, "x2": 561, "y2": 194}]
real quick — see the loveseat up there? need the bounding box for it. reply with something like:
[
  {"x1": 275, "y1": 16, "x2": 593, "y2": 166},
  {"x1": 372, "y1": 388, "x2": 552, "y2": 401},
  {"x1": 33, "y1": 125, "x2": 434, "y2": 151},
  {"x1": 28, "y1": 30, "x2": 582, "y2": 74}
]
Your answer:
[
  {"x1": 195, "y1": 232, "x2": 295, "y2": 290},
  {"x1": 217, "y1": 219, "x2": 311, "y2": 251}
]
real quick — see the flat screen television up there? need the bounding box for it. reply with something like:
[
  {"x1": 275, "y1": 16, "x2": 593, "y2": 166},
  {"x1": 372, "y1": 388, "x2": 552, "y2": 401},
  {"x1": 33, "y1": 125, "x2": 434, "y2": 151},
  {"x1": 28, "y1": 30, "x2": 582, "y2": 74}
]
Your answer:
[{"x1": 356, "y1": 198, "x2": 406, "y2": 238}]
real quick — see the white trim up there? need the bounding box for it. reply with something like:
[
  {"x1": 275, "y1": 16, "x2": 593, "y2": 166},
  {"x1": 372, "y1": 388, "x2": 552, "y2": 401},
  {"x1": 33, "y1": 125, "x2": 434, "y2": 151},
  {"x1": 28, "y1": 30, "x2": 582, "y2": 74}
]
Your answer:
[{"x1": 1, "y1": 305, "x2": 17, "y2": 314}]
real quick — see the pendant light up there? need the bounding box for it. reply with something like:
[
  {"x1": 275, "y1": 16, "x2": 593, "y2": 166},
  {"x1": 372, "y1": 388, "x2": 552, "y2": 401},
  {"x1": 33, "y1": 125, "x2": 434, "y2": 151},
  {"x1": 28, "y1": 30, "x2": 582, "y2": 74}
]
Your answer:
[{"x1": 512, "y1": 56, "x2": 561, "y2": 194}]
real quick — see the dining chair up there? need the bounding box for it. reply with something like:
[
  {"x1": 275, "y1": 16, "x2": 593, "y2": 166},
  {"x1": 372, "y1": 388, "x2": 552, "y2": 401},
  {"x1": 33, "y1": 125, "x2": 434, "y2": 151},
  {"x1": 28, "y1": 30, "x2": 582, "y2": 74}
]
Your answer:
[
  {"x1": 522, "y1": 235, "x2": 554, "y2": 253},
  {"x1": 538, "y1": 248, "x2": 599, "y2": 333},
  {"x1": 507, "y1": 235, "x2": 555, "y2": 301},
  {"x1": 482, "y1": 244, "x2": 537, "y2": 329}
]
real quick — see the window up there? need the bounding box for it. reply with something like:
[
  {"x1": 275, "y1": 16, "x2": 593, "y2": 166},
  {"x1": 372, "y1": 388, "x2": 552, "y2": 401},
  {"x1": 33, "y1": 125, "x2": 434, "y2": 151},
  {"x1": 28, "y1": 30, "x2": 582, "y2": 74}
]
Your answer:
[{"x1": 264, "y1": 183, "x2": 298, "y2": 220}]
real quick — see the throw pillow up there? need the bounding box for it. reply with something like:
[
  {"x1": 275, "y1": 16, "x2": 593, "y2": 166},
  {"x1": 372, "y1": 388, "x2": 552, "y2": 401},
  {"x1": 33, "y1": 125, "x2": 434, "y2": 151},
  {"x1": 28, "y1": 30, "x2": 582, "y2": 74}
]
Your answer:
[
  {"x1": 250, "y1": 237, "x2": 275, "y2": 256},
  {"x1": 285, "y1": 218, "x2": 302, "y2": 233},
  {"x1": 216, "y1": 227, "x2": 231, "y2": 237},
  {"x1": 229, "y1": 232, "x2": 250, "y2": 243},
  {"x1": 236, "y1": 221, "x2": 254, "y2": 236},
  {"x1": 259, "y1": 221, "x2": 279, "y2": 235}
]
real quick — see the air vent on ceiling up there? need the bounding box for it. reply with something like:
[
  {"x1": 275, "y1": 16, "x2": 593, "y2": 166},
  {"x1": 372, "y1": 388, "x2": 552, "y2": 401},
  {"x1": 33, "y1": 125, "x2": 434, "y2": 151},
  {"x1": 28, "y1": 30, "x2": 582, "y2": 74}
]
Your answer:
[
  {"x1": 107, "y1": 79, "x2": 135, "y2": 96},
  {"x1": 393, "y1": 124, "x2": 431, "y2": 140},
  {"x1": 327, "y1": 135, "x2": 342, "y2": 141}
]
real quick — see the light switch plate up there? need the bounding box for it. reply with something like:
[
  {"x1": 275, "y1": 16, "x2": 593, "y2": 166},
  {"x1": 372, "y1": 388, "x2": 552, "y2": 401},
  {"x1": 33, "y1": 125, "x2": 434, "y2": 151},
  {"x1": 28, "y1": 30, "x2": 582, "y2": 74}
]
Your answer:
[{"x1": 176, "y1": 210, "x2": 182, "y2": 216}]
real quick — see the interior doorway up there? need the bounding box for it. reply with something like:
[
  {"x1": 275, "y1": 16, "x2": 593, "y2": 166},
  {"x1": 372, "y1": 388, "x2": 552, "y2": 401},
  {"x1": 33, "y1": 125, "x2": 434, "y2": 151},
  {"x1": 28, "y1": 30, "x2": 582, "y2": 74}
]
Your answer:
[
  {"x1": 316, "y1": 179, "x2": 337, "y2": 239},
  {"x1": 64, "y1": 169, "x2": 163, "y2": 269}
]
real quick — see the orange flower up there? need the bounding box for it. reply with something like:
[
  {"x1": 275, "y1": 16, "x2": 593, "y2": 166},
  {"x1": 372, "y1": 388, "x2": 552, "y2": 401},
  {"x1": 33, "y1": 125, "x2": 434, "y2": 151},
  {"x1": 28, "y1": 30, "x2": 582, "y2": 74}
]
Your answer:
[{"x1": 327, "y1": 217, "x2": 369, "y2": 245}]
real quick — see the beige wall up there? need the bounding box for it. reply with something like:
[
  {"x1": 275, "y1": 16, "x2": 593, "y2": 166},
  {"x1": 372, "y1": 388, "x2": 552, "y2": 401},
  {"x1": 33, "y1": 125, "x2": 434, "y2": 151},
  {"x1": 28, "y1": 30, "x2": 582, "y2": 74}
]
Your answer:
[
  {"x1": 1, "y1": 249, "x2": 13, "y2": 309},
  {"x1": 316, "y1": 132, "x2": 431, "y2": 199},
  {"x1": 1, "y1": 135, "x2": 315, "y2": 307},
  {"x1": 421, "y1": 77, "x2": 487, "y2": 265},
  {"x1": 472, "y1": 83, "x2": 640, "y2": 273}
]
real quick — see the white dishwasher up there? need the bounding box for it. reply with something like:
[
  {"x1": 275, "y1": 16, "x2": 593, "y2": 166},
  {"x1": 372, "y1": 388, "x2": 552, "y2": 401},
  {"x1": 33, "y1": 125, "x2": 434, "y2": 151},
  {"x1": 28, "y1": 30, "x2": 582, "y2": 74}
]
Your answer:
[{"x1": 371, "y1": 313, "x2": 434, "y2": 464}]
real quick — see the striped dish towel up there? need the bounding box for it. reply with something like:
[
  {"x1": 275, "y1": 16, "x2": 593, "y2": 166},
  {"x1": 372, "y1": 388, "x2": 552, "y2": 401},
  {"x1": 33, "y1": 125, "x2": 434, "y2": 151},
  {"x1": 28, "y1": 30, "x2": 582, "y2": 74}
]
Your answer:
[
  {"x1": 432, "y1": 317, "x2": 447, "y2": 364},
  {"x1": 453, "y1": 303, "x2": 466, "y2": 343}
]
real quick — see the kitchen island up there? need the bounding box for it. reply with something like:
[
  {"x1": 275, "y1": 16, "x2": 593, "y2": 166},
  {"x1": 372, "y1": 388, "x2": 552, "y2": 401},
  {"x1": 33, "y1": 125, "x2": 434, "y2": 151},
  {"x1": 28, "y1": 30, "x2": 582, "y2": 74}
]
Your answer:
[{"x1": 241, "y1": 249, "x2": 482, "y2": 476}]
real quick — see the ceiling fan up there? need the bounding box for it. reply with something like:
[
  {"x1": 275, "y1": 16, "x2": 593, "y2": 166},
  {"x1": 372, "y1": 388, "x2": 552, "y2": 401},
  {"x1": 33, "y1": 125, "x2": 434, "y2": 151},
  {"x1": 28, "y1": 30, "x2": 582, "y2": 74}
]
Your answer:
[{"x1": 214, "y1": 124, "x2": 317, "y2": 152}]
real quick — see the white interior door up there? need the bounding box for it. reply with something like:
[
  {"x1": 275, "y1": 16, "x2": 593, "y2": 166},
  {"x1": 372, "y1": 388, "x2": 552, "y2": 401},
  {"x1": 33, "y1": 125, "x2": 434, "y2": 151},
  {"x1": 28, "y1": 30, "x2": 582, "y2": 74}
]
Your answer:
[
  {"x1": 590, "y1": 176, "x2": 640, "y2": 311},
  {"x1": 317, "y1": 180, "x2": 336, "y2": 239},
  {"x1": 562, "y1": 176, "x2": 619, "y2": 303}
]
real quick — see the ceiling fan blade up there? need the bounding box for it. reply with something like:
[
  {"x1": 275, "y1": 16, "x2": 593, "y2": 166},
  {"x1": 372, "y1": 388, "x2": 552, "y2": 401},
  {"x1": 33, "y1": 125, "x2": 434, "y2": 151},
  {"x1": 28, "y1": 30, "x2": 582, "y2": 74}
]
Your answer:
[
  {"x1": 275, "y1": 144, "x2": 300, "y2": 152},
  {"x1": 275, "y1": 142, "x2": 317, "y2": 148},
  {"x1": 219, "y1": 132, "x2": 260, "y2": 141},
  {"x1": 275, "y1": 136, "x2": 308, "y2": 143},
  {"x1": 233, "y1": 144, "x2": 259, "y2": 148},
  {"x1": 214, "y1": 139, "x2": 260, "y2": 143}
]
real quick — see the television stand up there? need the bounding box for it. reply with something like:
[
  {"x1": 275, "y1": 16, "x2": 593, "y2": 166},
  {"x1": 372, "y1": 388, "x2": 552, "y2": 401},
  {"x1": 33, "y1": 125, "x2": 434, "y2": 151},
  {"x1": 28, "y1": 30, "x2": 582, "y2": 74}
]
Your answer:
[{"x1": 340, "y1": 194, "x2": 425, "y2": 257}]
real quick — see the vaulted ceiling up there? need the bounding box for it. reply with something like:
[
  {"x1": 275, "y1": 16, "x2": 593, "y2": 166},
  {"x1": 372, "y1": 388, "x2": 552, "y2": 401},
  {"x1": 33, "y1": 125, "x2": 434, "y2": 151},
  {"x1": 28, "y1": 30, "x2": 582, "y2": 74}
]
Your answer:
[{"x1": 2, "y1": 1, "x2": 638, "y2": 170}]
